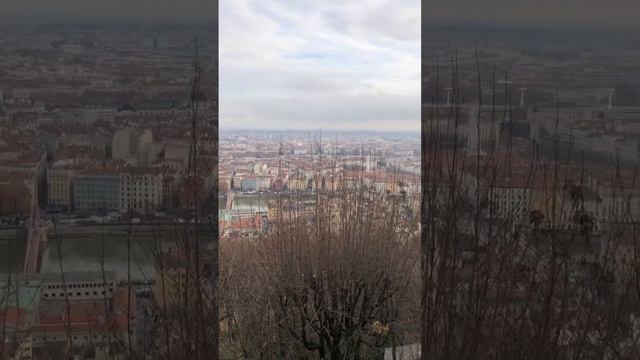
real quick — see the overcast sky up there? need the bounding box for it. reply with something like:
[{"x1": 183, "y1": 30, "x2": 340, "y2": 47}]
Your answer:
[
  {"x1": 0, "y1": 0, "x2": 215, "y2": 24},
  {"x1": 425, "y1": 0, "x2": 640, "y2": 28},
  {"x1": 220, "y1": 0, "x2": 421, "y2": 132}
]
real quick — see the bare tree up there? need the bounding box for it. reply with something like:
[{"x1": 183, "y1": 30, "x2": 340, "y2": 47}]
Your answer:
[{"x1": 422, "y1": 50, "x2": 640, "y2": 360}]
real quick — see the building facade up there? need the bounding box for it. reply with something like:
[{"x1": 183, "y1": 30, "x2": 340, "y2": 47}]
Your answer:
[
  {"x1": 47, "y1": 168, "x2": 74, "y2": 208},
  {"x1": 73, "y1": 175, "x2": 120, "y2": 212},
  {"x1": 120, "y1": 169, "x2": 163, "y2": 214}
]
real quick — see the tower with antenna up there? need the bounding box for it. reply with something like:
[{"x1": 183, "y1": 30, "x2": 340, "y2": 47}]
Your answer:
[
  {"x1": 518, "y1": 87, "x2": 527, "y2": 108},
  {"x1": 367, "y1": 138, "x2": 373, "y2": 171},
  {"x1": 608, "y1": 88, "x2": 615, "y2": 110},
  {"x1": 318, "y1": 125, "x2": 323, "y2": 191},
  {"x1": 319, "y1": 125, "x2": 323, "y2": 159},
  {"x1": 278, "y1": 134, "x2": 284, "y2": 191}
]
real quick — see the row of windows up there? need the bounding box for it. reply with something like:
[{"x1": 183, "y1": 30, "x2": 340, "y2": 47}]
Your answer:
[
  {"x1": 43, "y1": 290, "x2": 109, "y2": 298},
  {"x1": 76, "y1": 195, "x2": 119, "y2": 199},
  {"x1": 122, "y1": 180, "x2": 156, "y2": 186},
  {"x1": 75, "y1": 196, "x2": 120, "y2": 204},
  {"x1": 76, "y1": 203, "x2": 118, "y2": 208},
  {"x1": 123, "y1": 176, "x2": 157, "y2": 181},
  {"x1": 77, "y1": 181, "x2": 119, "y2": 185},
  {"x1": 124, "y1": 194, "x2": 153, "y2": 199},
  {"x1": 47, "y1": 282, "x2": 113, "y2": 289},
  {"x1": 122, "y1": 188, "x2": 156, "y2": 194},
  {"x1": 76, "y1": 180, "x2": 119, "y2": 185},
  {"x1": 75, "y1": 189, "x2": 119, "y2": 196},
  {"x1": 76, "y1": 186, "x2": 118, "y2": 190},
  {"x1": 75, "y1": 194, "x2": 119, "y2": 200}
]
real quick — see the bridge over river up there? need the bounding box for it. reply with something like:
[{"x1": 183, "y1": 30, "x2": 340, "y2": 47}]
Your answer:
[{"x1": 1, "y1": 222, "x2": 215, "y2": 281}]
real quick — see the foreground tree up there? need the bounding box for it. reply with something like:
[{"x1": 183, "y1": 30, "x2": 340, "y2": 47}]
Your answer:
[
  {"x1": 422, "y1": 51, "x2": 640, "y2": 360},
  {"x1": 261, "y1": 189, "x2": 418, "y2": 359},
  {"x1": 221, "y1": 181, "x2": 420, "y2": 359}
]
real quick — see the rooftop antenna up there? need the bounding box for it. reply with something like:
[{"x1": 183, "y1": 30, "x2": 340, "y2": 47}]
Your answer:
[
  {"x1": 334, "y1": 133, "x2": 340, "y2": 185},
  {"x1": 608, "y1": 88, "x2": 615, "y2": 110},
  {"x1": 319, "y1": 124, "x2": 322, "y2": 159},
  {"x1": 318, "y1": 125, "x2": 323, "y2": 191},
  {"x1": 368, "y1": 138, "x2": 373, "y2": 171},
  {"x1": 518, "y1": 87, "x2": 527, "y2": 108},
  {"x1": 278, "y1": 134, "x2": 283, "y2": 188}
]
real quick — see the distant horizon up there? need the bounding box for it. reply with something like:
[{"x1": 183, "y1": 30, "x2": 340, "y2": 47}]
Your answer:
[
  {"x1": 220, "y1": 127, "x2": 420, "y2": 135},
  {"x1": 2, "y1": 19, "x2": 635, "y2": 28},
  {"x1": 1, "y1": 22, "x2": 636, "y2": 34},
  {"x1": 423, "y1": 22, "x2": 640, "y2": 32},
  {"x1": 0, "y1": 19, "x2": 216, "y2": 27},
  {"x1": 1, "y1": 20, "x2": 636, "y2": 31}
]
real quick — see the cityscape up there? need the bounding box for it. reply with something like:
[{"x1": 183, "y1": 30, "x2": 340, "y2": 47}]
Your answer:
[
  {"x1": 2, "y1": 0, "x2": 640, "y2": 359},
  {"x1": 421, "y1": 25, "x2": 640, "y2": 360},
  {"x1": 218, "y1": 129, "x2": 420, "y2": 239},
  {"x1": 0, "y1": 24, "x2": 218, "y2": 359}
]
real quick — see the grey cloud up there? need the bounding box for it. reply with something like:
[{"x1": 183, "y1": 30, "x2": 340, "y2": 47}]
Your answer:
[
  {"x1": 1, "y1": 0, "x2": 216, "y2": 23},
  {"x1": 220, "y1": 0, "x2": 420, "y2": 131},
  {"x1": 424, "y1": 0, "x2": 640, "y2": 27}
]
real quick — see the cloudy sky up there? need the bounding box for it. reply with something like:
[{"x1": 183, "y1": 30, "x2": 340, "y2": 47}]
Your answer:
[
  {"x1": 425, "y1": 0, "x2": 640, "y2": 28},
  {"x1": 220, "y1": 0, "x2": 421, "y2": 132},
  {"x1": 0, "y1": 0, "x2": 214, "y2": 24}
]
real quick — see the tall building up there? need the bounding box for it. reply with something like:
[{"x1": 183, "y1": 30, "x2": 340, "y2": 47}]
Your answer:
[
  {"x1": 240, "y1": 177, "x2": 258, "y2": 191},
  {"x1": 112, "y1": 128, "x2": 156, "y2": 167},
  {"x1": 240, "y1": 176, "x2": 270, "y2": 191},
  {"x1": 120, "y1": 167, "x2": 163, "y2": 214},
  {"x1": 73, "y1": 173, "x2": 121, "y2": 213},
  {"x1": 47, "y1": 168, "x2": 75, "y2": 208},
  {"x1": 253, "y1": 163, "x2": 268, "y2": 176},
  {"x1": 111, "y1": 129, "x2": 132, "y2": 162}
]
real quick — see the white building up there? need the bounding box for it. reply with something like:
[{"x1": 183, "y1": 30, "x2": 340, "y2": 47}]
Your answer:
[
  {"x1": 112, "y1": 129, "x2": 156, "y2": 167},
  {"x1": 120, "y1": 168, "x2": 163, "y2": 214},
  {"x1": 41, "y1": 271, "x2": 117, "y2": 301},
  {"x1": 253, "y1": 163, "x2": 268, "y2": 176}
]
